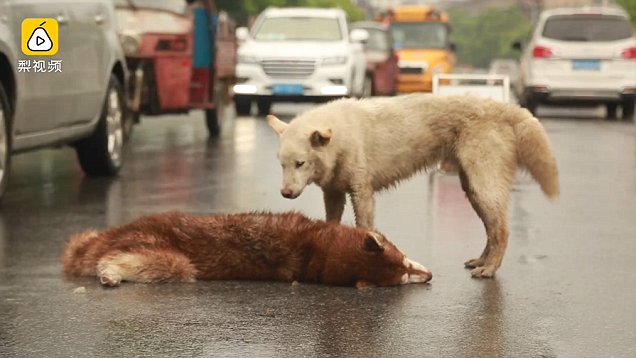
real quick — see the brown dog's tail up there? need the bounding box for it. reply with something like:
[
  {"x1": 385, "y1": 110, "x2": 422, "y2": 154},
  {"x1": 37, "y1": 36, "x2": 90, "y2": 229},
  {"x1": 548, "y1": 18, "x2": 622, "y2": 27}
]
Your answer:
[
  {"x1": 515, "y1": 112, "x2": 560, "y2": 199},
  {"x1": 62, "y1": 229, "x2": 101, "y2": 276}
]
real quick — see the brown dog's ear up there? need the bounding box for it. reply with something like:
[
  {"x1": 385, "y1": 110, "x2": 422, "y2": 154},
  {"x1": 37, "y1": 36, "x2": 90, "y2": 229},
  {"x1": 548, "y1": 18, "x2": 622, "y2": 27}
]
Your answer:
[
  {"x1": 364, "y1": 232, "x2": 384, "y2": 252},
  {"x1": 310, "y1": 128, "x2": 332, "y2": 147},
  {"x1": 267, "y1": 115, "x2": 288, "y2": 135}
]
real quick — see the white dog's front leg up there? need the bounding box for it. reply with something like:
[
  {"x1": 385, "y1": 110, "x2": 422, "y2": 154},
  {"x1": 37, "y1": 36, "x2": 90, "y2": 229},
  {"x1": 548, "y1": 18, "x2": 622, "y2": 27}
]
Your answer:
[
  {"x1": 323, "y1": 189, "x2": 346, "y2": 223},
  {"x1": 350, "y1": 186, "x2": 375, "y2": 228}
]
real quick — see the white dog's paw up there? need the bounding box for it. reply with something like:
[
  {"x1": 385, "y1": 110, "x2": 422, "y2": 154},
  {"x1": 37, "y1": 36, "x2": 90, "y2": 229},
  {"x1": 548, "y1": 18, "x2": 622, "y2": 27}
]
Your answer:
[
  {"x1": 470, "y1": 265, "x2": 497, "y2": 278},
  {"x1": 464, "y1": 257, "x2": 486, "y2": 268}
]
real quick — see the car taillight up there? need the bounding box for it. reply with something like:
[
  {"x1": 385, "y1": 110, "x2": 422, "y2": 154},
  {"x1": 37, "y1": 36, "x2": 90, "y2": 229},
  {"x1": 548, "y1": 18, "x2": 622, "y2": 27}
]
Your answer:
[
  {"x1": 532, "y1": 46, "x2": 553, "y2": 58},
  {"x1": 621, "y1": 47, "x2": 636, "y2": 59}
]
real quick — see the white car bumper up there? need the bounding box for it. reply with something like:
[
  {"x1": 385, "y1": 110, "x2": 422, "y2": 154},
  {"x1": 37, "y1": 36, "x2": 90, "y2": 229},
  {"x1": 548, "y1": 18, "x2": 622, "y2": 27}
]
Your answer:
[{"x1": 233, "y1": 61, "x2": 353, "y2": 100}]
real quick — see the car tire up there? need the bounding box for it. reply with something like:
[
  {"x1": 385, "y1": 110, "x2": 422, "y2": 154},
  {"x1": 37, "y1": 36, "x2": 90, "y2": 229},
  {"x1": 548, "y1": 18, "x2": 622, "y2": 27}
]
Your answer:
[
  {"x1": 622, "y1": 99, "x2": 634, "y2": 121},
  {"x1": 206, "y1": 109, "x2": 221, "y2": 137},
  {"x1": 75, "y1": 74, "x2": 126, "y2": 176},
  {"x1": 235, "y1": 96, "x2": 251, "y2": 116},
  {"x1": 521, "y1": 93, "x2": 538, "y2": 116},
  {"x1": 362, "y1": 74, "x2": 373, "y2": 98},
  {"x1": 257, "y1": 99, "x2": 272, "y2": 116},
  {"x1": 0, "y1": 84, "x2": 12, "y2": 200},
  {"x1": 606, "y1": 103, "x2": 618, "y2": 120}
]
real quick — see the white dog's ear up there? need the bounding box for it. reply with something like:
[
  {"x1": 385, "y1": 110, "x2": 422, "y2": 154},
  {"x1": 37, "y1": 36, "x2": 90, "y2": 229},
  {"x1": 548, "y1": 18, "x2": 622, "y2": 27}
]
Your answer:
[
  {"x1": 267, "y1": 115, "x2": 287, "y2": 135},
  {"x1": 310, "y1": 128, "x2": 332, "y2": 147}
]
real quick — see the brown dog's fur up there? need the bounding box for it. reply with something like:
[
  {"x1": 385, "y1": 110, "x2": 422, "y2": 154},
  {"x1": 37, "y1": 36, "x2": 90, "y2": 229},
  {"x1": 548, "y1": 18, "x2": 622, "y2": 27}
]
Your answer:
[{"x1": 62, "y1": 211, "x2": 432, "y2": 288}]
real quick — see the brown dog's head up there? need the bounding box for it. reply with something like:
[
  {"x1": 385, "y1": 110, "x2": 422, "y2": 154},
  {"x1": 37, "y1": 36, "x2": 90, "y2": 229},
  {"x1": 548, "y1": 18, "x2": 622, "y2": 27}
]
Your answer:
[{"x1": 321, "y1": 229, "x2": 432, "y2": 288}]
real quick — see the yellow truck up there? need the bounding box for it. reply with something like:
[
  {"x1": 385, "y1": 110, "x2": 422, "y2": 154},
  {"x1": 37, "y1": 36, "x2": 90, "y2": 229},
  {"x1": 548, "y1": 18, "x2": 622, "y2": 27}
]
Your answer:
[{"x1": 385, "y1": 5, "x2": 455, "y2": 92}]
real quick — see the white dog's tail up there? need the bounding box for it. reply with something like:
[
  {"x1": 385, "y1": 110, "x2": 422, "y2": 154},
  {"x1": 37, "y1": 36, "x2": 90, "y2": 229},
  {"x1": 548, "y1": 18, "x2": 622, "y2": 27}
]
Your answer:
[{"x1": 515, "y1": 114, "x2": 560, "y2": 199}]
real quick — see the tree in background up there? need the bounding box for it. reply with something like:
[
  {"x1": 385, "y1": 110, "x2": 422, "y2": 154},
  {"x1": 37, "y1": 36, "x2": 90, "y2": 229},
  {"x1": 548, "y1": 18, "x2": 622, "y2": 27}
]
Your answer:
[
  {"x1": 448, "y1": 6, "x2": 531, "y2": 69},
  {"x1": 217, "y1": 0, "x2": 365, "y2": 26},
  {"x1": 616, "y1": 0, "x2": 636, "y2": 28}
]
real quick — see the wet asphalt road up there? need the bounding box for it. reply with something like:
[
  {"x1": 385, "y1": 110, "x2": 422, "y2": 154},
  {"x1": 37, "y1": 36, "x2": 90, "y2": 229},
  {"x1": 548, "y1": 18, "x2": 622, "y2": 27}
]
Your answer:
[{"x1": 0, "y1": 103, "x2": 635, "y2": 357}]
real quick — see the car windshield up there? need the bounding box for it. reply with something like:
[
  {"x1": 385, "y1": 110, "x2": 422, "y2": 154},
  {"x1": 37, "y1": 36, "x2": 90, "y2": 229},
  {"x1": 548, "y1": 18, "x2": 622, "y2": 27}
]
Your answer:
[
  {"x1": 390, "y1": 22, "x2": 448, "y2": 49},
  {"x1": 113, "y1": 0, "x2": 187, "y2": 15},
  {"x1": 362, "y1": 28, "x2": 390, "y2": 52},
  {"x1": 254, "y1": 17, "x2": 342, "y2": 41},
  {"x1": 542, "y1": 15, "x2": 632, "y2": 42}
]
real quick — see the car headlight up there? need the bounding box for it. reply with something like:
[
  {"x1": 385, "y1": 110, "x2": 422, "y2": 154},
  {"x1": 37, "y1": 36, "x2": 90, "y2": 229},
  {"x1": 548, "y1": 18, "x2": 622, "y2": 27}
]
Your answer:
[
  {"x1": 322, "y1": 56, "x2": 347, "y2": 65},
  {"x1": 119, "y1": 33, "x2": 141, "y2": 55},
  {"x1": 238, "y1": 55, "x2": 259, "y2": 64}
]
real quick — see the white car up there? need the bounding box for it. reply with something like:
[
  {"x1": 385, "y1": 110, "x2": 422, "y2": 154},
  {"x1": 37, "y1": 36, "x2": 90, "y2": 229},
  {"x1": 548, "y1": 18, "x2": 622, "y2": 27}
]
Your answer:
[
  {"x1": 232, "y1": 7, "x2": 369, "y2": 116},
  {"x1": 0, "y1": 0, "x2": 130, "y2": 199},
  {"x1": 514, "y1": 6, "x2": 636, "y2": 120}
]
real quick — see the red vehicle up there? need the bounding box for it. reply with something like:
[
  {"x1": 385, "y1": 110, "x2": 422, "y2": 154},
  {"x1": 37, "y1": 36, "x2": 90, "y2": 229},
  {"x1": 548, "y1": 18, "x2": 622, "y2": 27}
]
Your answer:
[
  {"x1": 350, "y1": 22, "x2": 398, "y2": 96},
  {"x1": 114, "y1": 0, "x2": 237, "y2": 136}
]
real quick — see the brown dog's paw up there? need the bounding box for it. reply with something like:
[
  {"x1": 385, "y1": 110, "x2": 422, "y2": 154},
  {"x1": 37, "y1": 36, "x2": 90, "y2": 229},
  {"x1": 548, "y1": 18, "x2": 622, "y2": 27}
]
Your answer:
[
  {"x1": 470, "y1": 265, "x2": 497, "y2": 278},
  {"x1": 464, "y1": 257, "x2": 486, "y2": 268},
  {"x1": 99, "y1": 272, "x2": 122, "y2": 287}
]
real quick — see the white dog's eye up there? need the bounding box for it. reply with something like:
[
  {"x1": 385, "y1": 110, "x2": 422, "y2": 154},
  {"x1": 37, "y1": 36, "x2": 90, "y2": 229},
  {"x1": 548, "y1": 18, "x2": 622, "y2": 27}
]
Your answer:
[{"x1": 295, "y1": 161, "x2": 305, "y2": 168}]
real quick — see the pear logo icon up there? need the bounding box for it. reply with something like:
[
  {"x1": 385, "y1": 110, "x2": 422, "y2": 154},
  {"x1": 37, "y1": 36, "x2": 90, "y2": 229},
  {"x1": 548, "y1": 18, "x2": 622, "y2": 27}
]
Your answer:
[{"x1": 27, "y1": 22, "x2": 53, "y2": 52}]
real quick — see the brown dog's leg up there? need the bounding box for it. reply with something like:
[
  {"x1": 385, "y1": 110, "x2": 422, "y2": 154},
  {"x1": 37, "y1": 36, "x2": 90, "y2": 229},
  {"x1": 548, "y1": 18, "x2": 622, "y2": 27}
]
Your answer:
[
  {"x1": 323, "y1": 189, "x2": 346, "y2": 223},
  {"x1": 97, "y1": 250, "x2": 198, "y2": 286}
]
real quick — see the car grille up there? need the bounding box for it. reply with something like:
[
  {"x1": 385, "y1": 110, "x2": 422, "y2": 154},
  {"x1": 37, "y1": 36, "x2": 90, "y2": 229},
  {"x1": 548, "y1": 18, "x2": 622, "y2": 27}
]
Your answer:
[
  {"x1": 261, "y1": 59, "x2": 316, "y2": 78},
  {"x1": 399, "y1": 67, "x2": 424, "y2": 75}
]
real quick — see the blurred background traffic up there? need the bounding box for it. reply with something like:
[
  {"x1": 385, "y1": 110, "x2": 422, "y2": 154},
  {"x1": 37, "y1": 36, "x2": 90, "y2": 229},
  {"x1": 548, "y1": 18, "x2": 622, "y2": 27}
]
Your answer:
[{"x1": 0, "y1": 0, "x2": 634, "y2": 197}]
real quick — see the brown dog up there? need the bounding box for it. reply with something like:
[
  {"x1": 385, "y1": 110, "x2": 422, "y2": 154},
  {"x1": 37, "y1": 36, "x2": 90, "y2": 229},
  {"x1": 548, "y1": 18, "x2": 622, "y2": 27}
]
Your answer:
[{"x1": 62, "y1": 211, "x2": 432, "y2": 288}]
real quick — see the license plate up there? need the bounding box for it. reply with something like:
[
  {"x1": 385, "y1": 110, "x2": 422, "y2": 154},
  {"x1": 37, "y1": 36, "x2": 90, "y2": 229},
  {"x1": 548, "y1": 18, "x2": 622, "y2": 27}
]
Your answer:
[
  {"x1": 572, "y1": 59, "x2": 600, "y2": 71},
  {"x1": 272, "y1": 84, "x2": 304, "y2": 95}
]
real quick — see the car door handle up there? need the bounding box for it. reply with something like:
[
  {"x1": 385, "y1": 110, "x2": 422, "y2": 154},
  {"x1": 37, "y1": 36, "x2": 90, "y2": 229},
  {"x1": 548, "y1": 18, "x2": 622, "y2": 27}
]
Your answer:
[
  {"x1": 95, "y1": 14, "x2": 104, "y2": 25},
  {"x1": 56, "y1": 14, "x2": 68, "y2": 25}
]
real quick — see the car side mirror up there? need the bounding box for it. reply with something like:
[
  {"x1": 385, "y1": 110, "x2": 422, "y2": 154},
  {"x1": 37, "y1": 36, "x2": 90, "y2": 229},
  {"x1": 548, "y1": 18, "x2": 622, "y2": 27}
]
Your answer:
[
  {"x1": 512, "y1": 41, "x2": 522, "y2": 51},
  {"x1": 449, "y1": 42, "x2": 457, "y2": 52},
  {"x1": 236, "y1": 27, "x2": 249, "y2": 42},
  {"x1": 350, "y1": 29, "x2": 369, "y2": 43}
]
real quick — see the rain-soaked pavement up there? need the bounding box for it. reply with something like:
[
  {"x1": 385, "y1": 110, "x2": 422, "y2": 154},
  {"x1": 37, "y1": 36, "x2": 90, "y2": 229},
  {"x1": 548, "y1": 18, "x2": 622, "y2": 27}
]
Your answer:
[{"x1": 1, "y1": 103, "x2": 635, "y2": 357}]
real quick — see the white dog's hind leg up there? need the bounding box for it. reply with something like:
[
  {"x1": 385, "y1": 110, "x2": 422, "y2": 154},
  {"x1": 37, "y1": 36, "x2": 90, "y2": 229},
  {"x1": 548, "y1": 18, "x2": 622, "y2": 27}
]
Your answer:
[{"x1": 323, "y1": 189, "x2": 346, "y2": 223}]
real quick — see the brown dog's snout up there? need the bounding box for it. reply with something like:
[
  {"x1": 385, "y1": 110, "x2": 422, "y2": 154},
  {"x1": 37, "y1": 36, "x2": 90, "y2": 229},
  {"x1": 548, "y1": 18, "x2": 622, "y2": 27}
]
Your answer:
[{"x1": 281, "y1": 188, "x2": 294, "y2": 198}]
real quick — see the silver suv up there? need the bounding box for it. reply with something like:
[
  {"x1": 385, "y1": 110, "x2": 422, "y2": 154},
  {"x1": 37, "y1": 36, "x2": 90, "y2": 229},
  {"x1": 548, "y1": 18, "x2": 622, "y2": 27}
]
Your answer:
[
  {"x1": 0, "y1": 0, "x2": 131, "y2": 199},
  {"x1": 514, "y1": 6, "x2": 636, "y2": 121}
]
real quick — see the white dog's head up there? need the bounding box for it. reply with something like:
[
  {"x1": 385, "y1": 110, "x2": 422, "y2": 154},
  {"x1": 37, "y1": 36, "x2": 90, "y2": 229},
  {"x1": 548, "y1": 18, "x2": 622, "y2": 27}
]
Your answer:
[{"x1": 267, "y1": 115, "x2": 331, "y2": 199}]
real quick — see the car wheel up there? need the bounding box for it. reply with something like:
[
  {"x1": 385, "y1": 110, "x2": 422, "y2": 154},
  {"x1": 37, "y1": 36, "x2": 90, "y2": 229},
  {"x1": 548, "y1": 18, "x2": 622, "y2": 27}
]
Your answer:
[
  {"x1": 362, "y1": 74, "x2": 373, "y2": 97},
  {"x1": 206, "y1": 109, "x2": 221, "y2": 137},
  {"x1": 257, "y1": 99, "x2": 272, "y2": 116},
  {"x1": 75, "y1": 74, "x2": 125, "y2": 176},
  {"x1": 606, "y1": 103, "x2": 618, "y2": 119},
  {"x1": 0, "y1": 84, "x2": 12, "y2": 200},
  {"x1": 235, "y1": 96, "x2": 251, "y2": 116},
  {"x1": 622, "y1": 99, "x2": 634, "y2": 121},
  {"x1": 521, "y1": 93, "x2": 538, "y2": 116}
]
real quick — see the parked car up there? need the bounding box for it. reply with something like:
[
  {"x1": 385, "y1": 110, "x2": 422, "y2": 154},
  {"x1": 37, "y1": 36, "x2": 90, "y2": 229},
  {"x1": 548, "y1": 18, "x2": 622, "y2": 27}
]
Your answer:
[
  {"x1": 113, "y1": 0, "x2": 237, "y2": 137},
  {"x1": 233, "y1": 7, "x2": 369, "y2": 116},
  {"x1": 513, "y1": 6, "x2": 636, "y2": 120},
  {"x1": 350, "y1": 21, "x2": 398, "y2": 96},
  {"x1": 0, "y1": 0, "x2": 131, "y2": 199}
]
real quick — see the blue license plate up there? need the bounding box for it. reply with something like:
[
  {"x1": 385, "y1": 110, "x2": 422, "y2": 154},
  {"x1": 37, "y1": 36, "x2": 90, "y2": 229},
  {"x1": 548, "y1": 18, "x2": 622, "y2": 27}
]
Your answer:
[
  {"x1": 272, "y1": 84, "x2": 304, "y2": 95},
  {"x1": 572, "y1": 60, "x2": 600, "y2": 71}
]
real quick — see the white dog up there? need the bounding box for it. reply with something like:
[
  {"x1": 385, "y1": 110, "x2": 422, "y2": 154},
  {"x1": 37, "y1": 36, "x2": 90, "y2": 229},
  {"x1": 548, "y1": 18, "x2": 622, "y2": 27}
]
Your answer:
[{"x1": 267, "y1": 94, "x2": 559, "y2": 277}]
